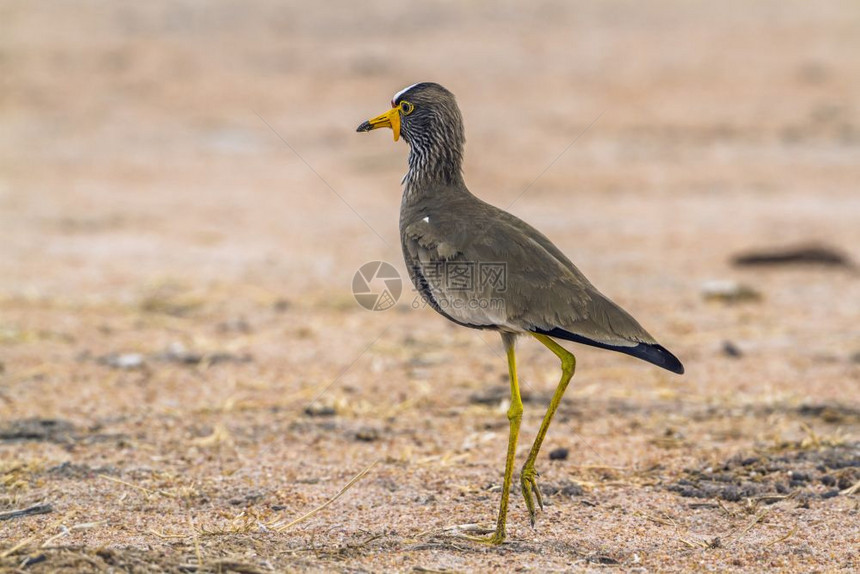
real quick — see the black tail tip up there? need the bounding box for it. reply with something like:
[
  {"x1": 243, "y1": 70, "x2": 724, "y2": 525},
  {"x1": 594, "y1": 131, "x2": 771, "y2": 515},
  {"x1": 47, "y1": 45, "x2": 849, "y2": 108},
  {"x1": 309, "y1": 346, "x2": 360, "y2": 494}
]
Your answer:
[
  {"x1": 530, "y1": 327, "x2": 685, "y2": 374},
  {"x1": 644, "y1": 344, "x2": 684, "y2": 374}
]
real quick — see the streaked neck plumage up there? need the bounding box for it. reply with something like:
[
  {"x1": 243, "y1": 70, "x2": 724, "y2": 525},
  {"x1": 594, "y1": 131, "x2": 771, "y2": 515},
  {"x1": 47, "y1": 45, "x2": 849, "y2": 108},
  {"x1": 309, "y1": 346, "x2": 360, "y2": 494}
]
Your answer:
[{"x1": 402, "y1": 120, "x2": 466, "y2": 201}]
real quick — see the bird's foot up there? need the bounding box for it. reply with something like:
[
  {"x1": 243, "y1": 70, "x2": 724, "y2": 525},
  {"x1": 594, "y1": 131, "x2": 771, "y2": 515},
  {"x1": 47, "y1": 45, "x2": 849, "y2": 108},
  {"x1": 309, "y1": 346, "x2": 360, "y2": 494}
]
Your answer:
[
  {"x1": 520, "y1": 464, "x2": 544, "y2": 527},
  {"x1": 461, "y1": 529, "x2": 506, "y2": 546}
]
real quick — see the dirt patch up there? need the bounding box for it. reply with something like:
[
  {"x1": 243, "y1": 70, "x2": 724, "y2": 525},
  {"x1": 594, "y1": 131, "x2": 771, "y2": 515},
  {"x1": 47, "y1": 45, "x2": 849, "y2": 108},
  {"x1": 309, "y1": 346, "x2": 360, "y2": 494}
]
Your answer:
[
  {"x1": 0, "y1": 418, "x2": 128, "y2": 447},
  {"x1": 668, "y1": 444, "x2": 860, "y2": 502},
  {"x1": 2, "y1": 1, "x2": 860, "y2": 572},
  {"x1": 0, "y1": 419, "x2": 78, "y2": 444},
  {"x1": 1, "y1": 547, "x2": 266, "y2": 574}
]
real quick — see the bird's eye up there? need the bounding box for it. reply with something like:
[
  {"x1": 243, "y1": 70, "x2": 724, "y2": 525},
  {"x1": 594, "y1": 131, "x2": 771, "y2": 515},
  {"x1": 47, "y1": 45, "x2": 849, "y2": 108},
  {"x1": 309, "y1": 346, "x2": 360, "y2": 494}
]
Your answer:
[{"x1": 400, "y1": 101, "x2": 415, "y2": 115}]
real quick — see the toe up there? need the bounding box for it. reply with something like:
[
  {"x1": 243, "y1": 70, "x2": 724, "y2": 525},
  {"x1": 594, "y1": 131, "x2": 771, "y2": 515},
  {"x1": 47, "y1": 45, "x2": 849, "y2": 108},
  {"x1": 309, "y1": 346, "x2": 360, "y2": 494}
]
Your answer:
[{"x1": 533, "y1": 481, "x2": 544, "y2": 511}]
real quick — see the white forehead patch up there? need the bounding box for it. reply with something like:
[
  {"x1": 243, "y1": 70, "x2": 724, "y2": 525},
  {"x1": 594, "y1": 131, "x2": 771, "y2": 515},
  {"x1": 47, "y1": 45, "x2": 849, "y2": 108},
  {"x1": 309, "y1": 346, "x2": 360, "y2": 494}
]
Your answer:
[{"x1": 391, "y1": 83, "x2": 420, "y2": 105}]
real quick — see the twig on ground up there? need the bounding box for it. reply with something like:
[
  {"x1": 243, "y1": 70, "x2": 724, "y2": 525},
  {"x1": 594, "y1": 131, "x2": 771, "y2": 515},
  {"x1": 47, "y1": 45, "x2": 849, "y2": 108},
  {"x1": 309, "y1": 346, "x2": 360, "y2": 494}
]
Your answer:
[
  {"x1": 0, "y1": 504, "x2": 53, "y2": 521},
  {"x1": 765, "y1": 524, "x2": 799, "y2": 547},
  {"x1": 99, "y1": 474, "x2": 175, "y2": 498},
  {"x1": 642, "y1": 512, "x2": 676, "y2": 527},
  {"x1": 717, "y1": 499, "x2": 736, "y2": 518},
  {"x1": 188, "y1": 515, "x2": 203, "y2": 568},
  {"x1": 40, "y1": 519, "x2": 106, "y2": 547},
  {"x1": 415, "y1": 523, "x2": 484, "y2": 538},
  {"x1": 728, "y1": 509, "x2": 769, "y2": 546},
  {"x1": 841, "y1": 479, "x2": 860, "y2": 496},
  {"x1": 753, "y1": 491, "x2": 798, "y2": 504},
  {"x1": 177, "y1": 559, "x2": 266, "y2": 574},
  {"x1": 293, "y1": 532, "x2": 383, "y2": 558},
  {"x1": 677, "y1": 537, "x2": 708, "y2": 549},
  {"x1": 268, "y1": 459, "x2": 378, "y2": 533},
  {"x1": 149, "y1": 529, "x2": 188, "y2": 539},
  {"x1": 0, "y1": 512, "x2": 75, "y2": 558}
]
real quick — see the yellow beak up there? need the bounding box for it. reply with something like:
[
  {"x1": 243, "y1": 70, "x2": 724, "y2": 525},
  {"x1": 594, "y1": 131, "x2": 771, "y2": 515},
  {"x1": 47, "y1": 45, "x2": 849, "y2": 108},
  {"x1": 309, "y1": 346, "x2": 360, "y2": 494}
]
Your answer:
[{"x1": 356, "y1": 106, "x2": 401, "y2": 141}]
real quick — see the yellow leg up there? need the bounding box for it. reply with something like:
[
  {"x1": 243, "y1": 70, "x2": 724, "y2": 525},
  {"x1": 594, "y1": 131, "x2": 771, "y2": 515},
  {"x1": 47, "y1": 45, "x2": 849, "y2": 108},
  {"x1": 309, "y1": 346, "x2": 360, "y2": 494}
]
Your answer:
[
  {"x1": 520, "y1": 333, "x2": 577, "y2": 526},
  {"x1": 466, "y1": 332, "x2": 523, "y2": 545}
]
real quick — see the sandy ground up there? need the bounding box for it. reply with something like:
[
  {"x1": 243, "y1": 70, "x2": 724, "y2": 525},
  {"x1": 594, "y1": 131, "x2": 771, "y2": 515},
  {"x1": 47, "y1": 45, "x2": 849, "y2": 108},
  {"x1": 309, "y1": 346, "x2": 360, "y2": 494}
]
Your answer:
[{"x1": 2, "y1": 1, "x2": 859, "y2": 572}]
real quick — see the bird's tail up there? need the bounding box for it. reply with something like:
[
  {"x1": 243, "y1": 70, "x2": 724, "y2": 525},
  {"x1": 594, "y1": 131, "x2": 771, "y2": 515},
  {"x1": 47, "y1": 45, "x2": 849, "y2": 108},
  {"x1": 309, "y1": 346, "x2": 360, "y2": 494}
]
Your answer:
[{"x1": 530, "y1": 327, "x2": 685, "y2": 374}]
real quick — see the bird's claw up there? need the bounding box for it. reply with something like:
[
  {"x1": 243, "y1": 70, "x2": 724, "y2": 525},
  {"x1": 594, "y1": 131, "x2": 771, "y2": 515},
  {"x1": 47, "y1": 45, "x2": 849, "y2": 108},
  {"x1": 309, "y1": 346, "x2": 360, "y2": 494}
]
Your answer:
[
  {"x1": 461, "y1": 531, "x2": 506, "y2": 545},
  {"x1": 520, "y1": 464, "x2": 544, "y2": 527}
]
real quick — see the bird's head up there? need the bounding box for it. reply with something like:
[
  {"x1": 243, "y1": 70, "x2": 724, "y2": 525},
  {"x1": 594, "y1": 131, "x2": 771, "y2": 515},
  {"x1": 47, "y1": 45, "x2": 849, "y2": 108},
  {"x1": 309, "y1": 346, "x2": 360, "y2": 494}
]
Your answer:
[{"x1": 356, "y1": 82, "x2": 464, "y2": 147}]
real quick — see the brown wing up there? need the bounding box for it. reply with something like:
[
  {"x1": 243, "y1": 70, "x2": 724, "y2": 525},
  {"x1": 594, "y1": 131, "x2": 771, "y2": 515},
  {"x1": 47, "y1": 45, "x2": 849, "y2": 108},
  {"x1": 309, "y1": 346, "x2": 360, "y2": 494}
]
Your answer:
[{"x1": 401, "y1": 196, "x2": 658, "y2": 347}]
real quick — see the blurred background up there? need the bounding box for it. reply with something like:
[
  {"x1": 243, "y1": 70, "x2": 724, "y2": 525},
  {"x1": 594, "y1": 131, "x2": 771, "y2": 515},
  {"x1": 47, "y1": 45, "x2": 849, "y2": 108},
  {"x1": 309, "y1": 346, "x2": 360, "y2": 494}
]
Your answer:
[
  {"x1": 4, "y1": 1, "x2": 859, "y2": 299},
  {"x1": 1, "y1": 1, "x2": 859, "y2": 570}
]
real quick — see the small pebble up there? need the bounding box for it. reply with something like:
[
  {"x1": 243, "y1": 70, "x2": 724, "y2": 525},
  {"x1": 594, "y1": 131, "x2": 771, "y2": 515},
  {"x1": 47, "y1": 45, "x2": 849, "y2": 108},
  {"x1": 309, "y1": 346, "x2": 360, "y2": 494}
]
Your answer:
[
  {"x1": 355, "y1": 427, "x2": 379, "y2": 442},
  {"x1": 788, "y1": 471, "x2": 810, "y2": 482},
  {"x1": 722, "y1": 340, "x2": 743, "y2": 358},
  {"x1": 549, "y1": 447, "x2": 569, "y2": 461},
  {"x1": 100, "y1": 353, "x2": 145, "y2": 369},
  {"x1": 701, "y1": 279, "x2": 761, "y2": 303},
  {"x1": 304, "y1": 404, "x2": 336, "y2": 417},
  {"x1": 837, "y1": 476, "x2": 855, "y2": 490}
]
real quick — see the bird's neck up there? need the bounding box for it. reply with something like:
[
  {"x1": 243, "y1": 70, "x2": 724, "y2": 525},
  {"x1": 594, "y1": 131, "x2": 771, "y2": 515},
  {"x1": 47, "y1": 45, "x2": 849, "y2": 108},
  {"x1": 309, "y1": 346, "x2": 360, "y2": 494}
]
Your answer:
[{"x1": 402, "y1": 136, "x2": 465, "y2": 198}]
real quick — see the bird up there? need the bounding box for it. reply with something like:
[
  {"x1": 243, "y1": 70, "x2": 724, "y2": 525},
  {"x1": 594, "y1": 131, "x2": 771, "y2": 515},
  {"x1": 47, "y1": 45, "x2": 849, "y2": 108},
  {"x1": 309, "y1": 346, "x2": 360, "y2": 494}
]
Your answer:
[{"x1": 357, "y1": 82, "x2": 683, "y2": 545}]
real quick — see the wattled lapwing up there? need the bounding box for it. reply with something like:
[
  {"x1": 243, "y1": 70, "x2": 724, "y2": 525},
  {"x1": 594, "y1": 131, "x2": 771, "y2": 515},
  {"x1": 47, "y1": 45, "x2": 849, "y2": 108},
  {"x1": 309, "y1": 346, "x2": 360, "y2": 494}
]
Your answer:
[{"x1": 357, "y1": 82, "x2": 683, "y2": 544}]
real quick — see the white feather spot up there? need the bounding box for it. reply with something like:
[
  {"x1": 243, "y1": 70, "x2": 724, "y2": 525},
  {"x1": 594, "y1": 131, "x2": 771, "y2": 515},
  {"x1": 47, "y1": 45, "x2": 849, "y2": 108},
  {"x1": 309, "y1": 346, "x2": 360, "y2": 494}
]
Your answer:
[
  {"x1": 422, "y1": 216, "x2": 429, "y2": 223},
  {"x1": 392, "y1": 83, "x2": 420, "y2": 105}
]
